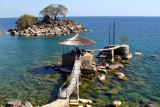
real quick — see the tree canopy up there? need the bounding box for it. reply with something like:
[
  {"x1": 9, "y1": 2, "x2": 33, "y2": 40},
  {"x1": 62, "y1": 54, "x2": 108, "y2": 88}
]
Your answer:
[
  {"x1": 40, "y1": 4, "x2": 68, "y2": 20},
  {"x1": 119, "y1": 36, "x2": 128, "y2": 44},
  {"x1": 16, "y1": 14, "x2": 37, "y2": 29}
]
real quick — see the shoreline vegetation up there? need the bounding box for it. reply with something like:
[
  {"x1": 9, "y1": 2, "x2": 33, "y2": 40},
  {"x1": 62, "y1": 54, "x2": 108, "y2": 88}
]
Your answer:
[{"x1": 8, "y1": 4, "x2": 87, "y2": 37}]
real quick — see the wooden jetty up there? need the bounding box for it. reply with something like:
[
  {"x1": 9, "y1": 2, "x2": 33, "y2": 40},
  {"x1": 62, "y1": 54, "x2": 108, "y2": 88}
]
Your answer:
[{"x1": 43, "y1": 33, "x2": 95, "y2": 107}]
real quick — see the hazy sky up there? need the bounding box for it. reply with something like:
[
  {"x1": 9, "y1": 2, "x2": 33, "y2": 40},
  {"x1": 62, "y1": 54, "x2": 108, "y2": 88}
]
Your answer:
[{"x1": 1, "y1": 0, "x2": 160, "y2": 18}]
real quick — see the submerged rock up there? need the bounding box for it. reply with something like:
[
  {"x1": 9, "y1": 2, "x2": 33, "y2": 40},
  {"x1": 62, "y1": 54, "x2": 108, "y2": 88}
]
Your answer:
[
  {"x1": 109, "y1": 64, "x2": 124, "y2": 70},
  {"x1": 111, "y1": 100, "x2": 122, "y2": 107},
  {"x1": 105, "y1": 87, "x2": 121, "y2": 96},
  {"x1": 6, "y1": 99, "x2": 21, "y2": 107},
  {"x1": 115, "y1": 72, "x2": 127, "y2": 81},
  {"x1": 150, "y1": 55, "x2": 160, "y2": 61},
  {"x1": 86, "y1": 104, "x2": 92, "y2": 107},
  {"x1": 144, "y1": 103, "x2": 160, "y2": 107},
  {"x1": 134, "y1": 52, "x2": 143, "y2": 56},
  {"x1": 98, "y1": 74, "x2": 106, "y2": 81},
  {"x1": 79, "y1": 99, "x2": 92, "y2": 105},
  {"x1": 24, "y1": 101, "x2": 33, "y2": 107}
]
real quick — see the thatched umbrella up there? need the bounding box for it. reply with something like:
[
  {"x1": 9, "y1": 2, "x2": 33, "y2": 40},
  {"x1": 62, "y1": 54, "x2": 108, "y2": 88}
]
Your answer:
[{"x1": 59, "y1": 33, "x2": 96, "y2": 46}]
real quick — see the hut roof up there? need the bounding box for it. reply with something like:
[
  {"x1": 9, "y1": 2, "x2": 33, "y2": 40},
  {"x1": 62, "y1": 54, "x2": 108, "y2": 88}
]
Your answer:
[{"x1": 59, "y1": 33, "x2": 96, "y2": 46}]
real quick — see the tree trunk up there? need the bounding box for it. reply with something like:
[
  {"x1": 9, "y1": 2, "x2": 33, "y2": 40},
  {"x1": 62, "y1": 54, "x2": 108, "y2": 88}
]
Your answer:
[{"x1": 54, "y1": 11, "x2": 59, "y2": 21}]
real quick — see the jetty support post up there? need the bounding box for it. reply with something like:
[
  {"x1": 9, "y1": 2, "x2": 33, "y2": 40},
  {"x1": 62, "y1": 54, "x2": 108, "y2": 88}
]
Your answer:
[{"x1": 111, "y1": 49, "x2": 114, "y2": 62}]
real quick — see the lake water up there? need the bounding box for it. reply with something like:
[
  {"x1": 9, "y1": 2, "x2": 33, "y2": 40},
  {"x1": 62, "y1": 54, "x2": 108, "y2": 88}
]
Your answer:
[{"x1": 0, "y1": 17, "x2": 160, "y2": 106}]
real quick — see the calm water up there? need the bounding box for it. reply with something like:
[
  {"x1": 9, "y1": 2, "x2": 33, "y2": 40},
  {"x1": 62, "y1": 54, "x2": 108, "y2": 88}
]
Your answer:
[{"x1": 0, "y1": 17, "x2": 160, "y2": 106}]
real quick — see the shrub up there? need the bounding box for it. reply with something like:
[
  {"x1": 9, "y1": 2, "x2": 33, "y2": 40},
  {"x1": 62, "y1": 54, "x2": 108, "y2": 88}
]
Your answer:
[
  {"x1": 68, "y1": 19, "x2": 75, "y2": 23},
  {"x1": 119, "y1": 36, "x2": 128, "y2": 44},
  {"x1": 16, "y1": 14, "x2": 38, "y2": 29}
]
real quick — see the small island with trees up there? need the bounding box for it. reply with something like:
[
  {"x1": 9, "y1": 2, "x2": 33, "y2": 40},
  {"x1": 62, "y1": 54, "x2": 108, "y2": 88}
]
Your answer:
[{"x1": 8, "y1": 4, "x2": 87, "y2": 36}]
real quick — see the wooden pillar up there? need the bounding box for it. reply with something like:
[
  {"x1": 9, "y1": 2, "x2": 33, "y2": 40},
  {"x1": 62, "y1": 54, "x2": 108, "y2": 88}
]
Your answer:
[{"x1": 111, "y1": 49, "x2": 114, "y2": 62}]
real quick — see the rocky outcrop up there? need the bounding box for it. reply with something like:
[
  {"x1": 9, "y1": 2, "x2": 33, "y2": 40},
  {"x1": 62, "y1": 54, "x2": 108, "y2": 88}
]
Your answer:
[
  {"x1": 6, "y1": 99, "x2": 33, "y2": 107},
  {"x1": 8, "y1": 19, "x2": 87, "y2": 37}
]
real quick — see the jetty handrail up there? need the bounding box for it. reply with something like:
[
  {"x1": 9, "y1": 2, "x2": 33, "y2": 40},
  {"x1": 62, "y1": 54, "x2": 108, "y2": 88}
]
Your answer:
[
  {"x1": 86, "y1": 45, "x2": 123, "y2": 52},
  {"x1": 59, "y1": 76, "x2": 71, "y2": 94},
  {"x1": 59, "y1": 54, "x2": 81, "y2": 99}
]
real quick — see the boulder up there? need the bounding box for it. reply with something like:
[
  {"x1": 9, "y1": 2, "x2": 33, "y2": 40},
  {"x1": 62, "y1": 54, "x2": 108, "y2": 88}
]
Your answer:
[
  {"x1": 86, "y1": 104, "x2": 92, "y2": 107},
  {"x1": 111, "y1": 100, "x2": 122, "y2": 107},
  {"x1": 109, "y1": 64, "x2": 124, "y2": 70},
  {"x1": 115, "y1": 72, "x2": 127, "y2": 81},
  {"x1": 98, "y1": 74, "x2": 105, "y2": 81},
  {"x1": 20, "y1": 104, "x2": 25, "y2": 107},
  {"x1": 105, "y1": 63, "x2": 110, "y2": 68},
  {"x1": 10, "y1": 30, "x2": 18, "y2": 36},
  {"x1": 134, "y1": 52, "x2": 143, "y2": 56},
  {"x1": 144, "y1": 104, "x2": 160, "y2": 107},
  {"x1": 150, "y1": 55, "x2": 160, "y2": 61},
  {"x1": 79, "y1": 99, "x2": 92, "y2": 105},
  {"x1": 24, "y1": 101, "x2": 33, "y2": 107},
  {"x1": 98, "y1": 65, "x2": 105, "y2": 69},
  {"x1": 6, "y1": 99, "x2": 21, "y2": 107}
]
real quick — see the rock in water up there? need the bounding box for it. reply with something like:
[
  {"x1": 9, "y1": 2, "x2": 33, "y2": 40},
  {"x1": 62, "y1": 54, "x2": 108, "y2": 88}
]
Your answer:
[
  {"x1": 6, "y1": 99, "x2": 21, "y2": 107},
  {"x1": 144, "y1": 104, "x2": 160, "y2": 107},
  {"x1": 98, "y1": 74, "x2": 106, "y2": 81},
  {"x1": 115, "y1": 72, "x2": 127, "y2": 81},
  {"x1": 109, "y1": 64, "x2": 124, "y2": 70},
  {"x1": 24, "y1": 101, "x2": 33, "y2": 107},
  {"x1": 134, "y1": 52, "x2": 143, "y2": 56},
  {"x1": 86, "y1": 104, "x2": 92, "y2": 107},
  {"x1": 79, "y1": 99, "x2": 92, "y2": 105},
  {"x1": 112, "y1": 100, "x2": 122, "y2": 107}
]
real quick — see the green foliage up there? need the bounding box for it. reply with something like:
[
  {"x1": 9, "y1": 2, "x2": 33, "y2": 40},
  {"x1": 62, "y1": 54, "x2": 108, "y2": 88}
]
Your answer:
[
  {"x1": 119, "y1": 36, "x2": 128, "y2": 44},
  {"x1": 68, "y1": 19, "x2": 76, "y2": 23},
  {"x1": 16, "y1": 14, "x2": 37, "y2": 29}
]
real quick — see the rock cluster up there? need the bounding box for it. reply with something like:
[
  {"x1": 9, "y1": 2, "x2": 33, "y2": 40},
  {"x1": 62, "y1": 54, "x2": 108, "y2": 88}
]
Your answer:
[
  {"x1": 79, "y1": 99, "x2": 92, "y2": 107},
  {"x1": 8, "y1": 20, "x2": 87, "y2": 37},
  {"x1": 6, "y1": 99, "x2": 33, "y2": 107}
]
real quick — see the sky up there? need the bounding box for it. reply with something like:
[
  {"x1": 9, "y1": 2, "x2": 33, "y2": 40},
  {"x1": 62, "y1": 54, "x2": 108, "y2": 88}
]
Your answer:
[{"x1": 1, "y1": 0, "x2": 160, "y2": 18}]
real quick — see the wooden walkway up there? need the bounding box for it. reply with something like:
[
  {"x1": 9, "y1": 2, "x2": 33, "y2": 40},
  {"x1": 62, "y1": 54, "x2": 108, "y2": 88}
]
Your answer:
[
  {"x1": 42, "y1": 55, "x2": 81, "y2": 107},
  {"x1": 59, "y1": 55, "x2": 81, "y2": 99}
]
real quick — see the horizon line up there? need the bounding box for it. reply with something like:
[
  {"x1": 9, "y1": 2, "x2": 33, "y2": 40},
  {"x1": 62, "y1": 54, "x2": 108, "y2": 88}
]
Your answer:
[{"x1": 1, "y1": 16, "x2": 160, "y2": 18}]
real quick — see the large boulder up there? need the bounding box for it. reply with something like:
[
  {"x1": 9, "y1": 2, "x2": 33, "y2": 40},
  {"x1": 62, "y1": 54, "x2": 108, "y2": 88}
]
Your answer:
[
  {"x1": 24, "y1": 101, "x2": 33, "y2": 107},
  {"x1": 6, "y1": 99, "x2": 21, "y2": 107}
]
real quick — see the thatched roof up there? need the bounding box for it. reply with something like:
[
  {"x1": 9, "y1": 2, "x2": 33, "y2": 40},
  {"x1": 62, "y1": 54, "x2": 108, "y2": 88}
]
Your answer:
[{"x1": 59, "y1": 33, "x2": 96, "y2": 46}]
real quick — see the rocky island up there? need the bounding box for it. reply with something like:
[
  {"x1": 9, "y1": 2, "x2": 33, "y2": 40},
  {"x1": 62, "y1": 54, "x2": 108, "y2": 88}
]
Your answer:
[{"x1": 8, "y1": 4, "x2": 87, "y2": 37}]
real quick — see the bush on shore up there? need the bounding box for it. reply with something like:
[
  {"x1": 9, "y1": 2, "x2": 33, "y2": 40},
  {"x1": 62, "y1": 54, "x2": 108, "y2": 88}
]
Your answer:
[{"x1": 16, "y1": 15, "x2": 38, "y2": 29}]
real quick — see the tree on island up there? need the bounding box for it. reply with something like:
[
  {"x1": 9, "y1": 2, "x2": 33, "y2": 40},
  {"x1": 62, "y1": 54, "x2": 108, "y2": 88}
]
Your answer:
[
  {"x1": 40, "y1": 4, "x2": 68, "y2": 21},
  {"x1": 119, "y1": 36, "x2": 128, "y2": 44},
  {"x1": 16, "y1": 15, "x2": 37, "y2": 29}
]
